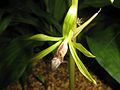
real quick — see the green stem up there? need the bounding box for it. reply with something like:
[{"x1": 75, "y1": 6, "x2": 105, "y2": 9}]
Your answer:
[
  {"x1": 68, "y1": 0, "x2": 78, "y2": 90},
  {"x1": 69, "y1": 52, "x2": 75, "y2": 90},
  {"x1": 72, "y1": 0, "x2": 78, "y2": 7}
]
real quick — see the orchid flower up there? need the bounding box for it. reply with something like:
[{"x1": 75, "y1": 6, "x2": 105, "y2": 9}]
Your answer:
[{"x1": 29, "y1": 0, "x2": 101, "y2": 84}]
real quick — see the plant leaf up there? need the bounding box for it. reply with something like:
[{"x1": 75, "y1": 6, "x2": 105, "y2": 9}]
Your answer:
[
  {"x1": 32, "y1": 40, "x2": 62, "y2": 62},
  {"x1": 0, "y1": 37, "x2": 33, "y2": 89},
  {"x1": 29, "y1": 34, "x2": 63, "y2": 41},
  {"x1": 87, "y1": 24, "x2": 120, "y2": 84},
  {"x1": 28, "y1": 0, "x2": 61, "y2": 31},
  {"x1": 53, "y1": 0, "x2": 67, "y2": 22},
  {"x1": 0, "y1": 16, "x2": 11, "y2": 34},
  {"x1": 69, "y1": 41, "x2": 96, "y2": 84},
  {"x1": 13, "y1": 16, "x2": 39, "y2": 28},
  {"x1": 73, "y1": 42, "x2": 95, "y2": 58}
]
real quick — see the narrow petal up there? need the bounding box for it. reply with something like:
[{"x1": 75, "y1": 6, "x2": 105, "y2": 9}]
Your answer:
[
  {"x1": 73, "y1": 42, "x2": 95, "y2": 58},
  {"x1": 29, "y1": 34, "x2": 63, "y2": 41},
  {"x1": 32, "y1": 40, "x2": 62, "y2": 63},
  {"x1": 69, "y1": 41, "x2": 96, "y2": 84},
  {"x1": 73, "y1": 9, "x2": 101, "y2": 39}
]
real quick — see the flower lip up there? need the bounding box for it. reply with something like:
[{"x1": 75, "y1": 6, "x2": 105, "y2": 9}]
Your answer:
[{"x1": 51, "y1": 40, "x2": 68, "y2": 70}]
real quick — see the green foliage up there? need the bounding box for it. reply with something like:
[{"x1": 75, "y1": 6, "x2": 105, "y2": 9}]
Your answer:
[
  {"x1": 79, "y1": 0, "x2": 120, "y2": 9},
  {"x1": 27, "y1": 0, "x2": 63, "y2": 34},
  {"x1": 113, "y1": 0, "x2": 120, "y2": 8},
  {"x1": 79, "y1": 0, "x2": 111, "y2": 9},
  {"x1": 14, "y1": 16, "x2": 40, "y2": 28},
  {"x1": 49, "y1": 0, "x2": 67, "y2": 22},
  {"x1": 0, "y1": 16, "x2": 11, "y2": 34},
  {"x1": 87, "y1": 24, "x2": 120, "y2": 84},
  {"x1": 0, "y1": 37, "x2": 33, "y2": 89}
]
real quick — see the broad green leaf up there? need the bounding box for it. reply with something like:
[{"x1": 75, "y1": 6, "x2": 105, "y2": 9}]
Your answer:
[
  {"x1": 87, "y1": 24, "x2": 120, "y2": 84},
  {"x1": 32, "y1": 40, "x2": 62, "y2": 62},
  {"x1": 29, "y1": 34, "x2": 63, "y2": 41},
  {"x1": 69, "y1": 41, "x2": 96, "y2": 84},
  {"x1": 73, "y1": 42, "x2": 95, "y2": 58},
  {"x1": 0, "y1": 16, "x2": 11, "y2": 34},
  {"x1": 73, "y1": 9, "x2": 101, "y2": 39}
]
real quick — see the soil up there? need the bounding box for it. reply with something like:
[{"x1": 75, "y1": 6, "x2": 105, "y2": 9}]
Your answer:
[{"x1": 6, "y1": 60, "x2": 113, "y2": 90}]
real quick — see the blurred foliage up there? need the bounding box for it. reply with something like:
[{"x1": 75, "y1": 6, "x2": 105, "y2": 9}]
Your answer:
[
  {"x1": 87, "y1": 24, "x2": 120, "y2": 84},
  {"x1": 0, "y1": 0, "x2": 120, "y2": 89},
  {"x1": 0, "y1": 37, "x2": 33, "y2": 88},
  {"x1": 86, "y1": 10, "x2": 120, "y2": 83}
]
